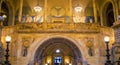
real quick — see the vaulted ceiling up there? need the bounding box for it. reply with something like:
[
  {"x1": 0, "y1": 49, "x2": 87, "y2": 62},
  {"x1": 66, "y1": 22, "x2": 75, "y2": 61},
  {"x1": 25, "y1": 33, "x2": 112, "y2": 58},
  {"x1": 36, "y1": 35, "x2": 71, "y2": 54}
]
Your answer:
[{"x1": 13, "y1": 0, "x2": 99, "y2": 12}]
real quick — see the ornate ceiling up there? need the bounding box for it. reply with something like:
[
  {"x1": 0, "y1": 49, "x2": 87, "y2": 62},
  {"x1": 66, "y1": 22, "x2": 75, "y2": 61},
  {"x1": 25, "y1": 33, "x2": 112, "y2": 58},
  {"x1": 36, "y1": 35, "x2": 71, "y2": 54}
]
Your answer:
[
  {"x1": 13, "y1": 0, "x2": 95, "y2": 12},
  {"x1": 2, "y1": 0, "x2": 106, "y2": 18},
  {"x1": 20, "y1": 0, "x2": 95, "y2": 15}
]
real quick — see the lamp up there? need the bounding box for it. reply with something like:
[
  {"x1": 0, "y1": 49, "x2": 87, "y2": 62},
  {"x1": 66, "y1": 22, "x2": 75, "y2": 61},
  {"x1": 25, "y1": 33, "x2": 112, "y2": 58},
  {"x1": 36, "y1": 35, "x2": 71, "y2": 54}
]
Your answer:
[
  {"x1": 5, "y1": 35, "x2": 11, "y2": 65},
  {"x1": 0, "y1": 14, "x2": 7, "y2": 26},
  {"x1": 34, "y1": 5, "x2": 42, "y2": 12},
  {"x1": 2, "y1": 14, "x2": 7, "y2": 19},
  {"x1": 104, "y1": 36, "x2": 110, "y2": 43},
  {"x1": 104, "y1": 36, "x2": 111, "y2": 65},
  {"x1": 104, "y1": 36, "x2": 120, "y2": 65},
  {"x1": 5, "y1": 35, "x2": 11, "y2": 42},
  {"x1": 69, "y1": 63, "x2": 72, "y2": 65},
  {"x1": 34, "y1": 0, "x2": 42, "y2": 12},
  {"x1": 74, "y1": 4, "x2": 82, "y2": 13}
]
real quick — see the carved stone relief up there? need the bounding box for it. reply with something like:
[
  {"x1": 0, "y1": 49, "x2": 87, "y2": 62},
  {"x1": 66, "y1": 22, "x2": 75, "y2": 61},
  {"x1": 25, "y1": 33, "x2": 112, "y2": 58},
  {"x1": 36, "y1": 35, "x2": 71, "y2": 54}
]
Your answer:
[
  {"x1": 21, "y1": 37, "x2": 31, "y2": 57},
  {"x1": 86, "y1": 38, "x2": 94, "y2": 56},
  {"x1": 21, "y1": 36, "x2": 35, "y2": 57}
]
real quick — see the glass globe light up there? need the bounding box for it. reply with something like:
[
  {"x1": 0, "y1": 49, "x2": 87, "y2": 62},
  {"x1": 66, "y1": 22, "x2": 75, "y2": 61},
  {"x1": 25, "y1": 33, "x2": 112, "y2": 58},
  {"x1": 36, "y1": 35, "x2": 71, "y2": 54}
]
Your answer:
[
  {"x1": 5, "y1": 35, "x2": 11, "y2": 42},
  {"x1": 104, "y1": 36, "x2": 110, "y2": 42},
  {"x1": 34, "y1": 5, "x2": 42, "y2": 12}
]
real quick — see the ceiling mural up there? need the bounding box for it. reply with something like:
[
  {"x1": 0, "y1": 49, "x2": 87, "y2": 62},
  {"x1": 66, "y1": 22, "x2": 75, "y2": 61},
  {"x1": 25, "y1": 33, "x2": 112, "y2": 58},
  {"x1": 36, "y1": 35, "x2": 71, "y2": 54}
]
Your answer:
[{"x1": 12, "y1": 0, "x2": 95, "y2": 14}]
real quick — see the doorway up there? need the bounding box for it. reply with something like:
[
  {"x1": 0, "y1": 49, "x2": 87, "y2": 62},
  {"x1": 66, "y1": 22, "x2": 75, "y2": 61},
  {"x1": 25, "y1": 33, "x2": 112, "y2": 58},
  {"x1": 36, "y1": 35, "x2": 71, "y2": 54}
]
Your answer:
[
  {"x1": 103, "y1": 2, "x2": 115, "y2": 27},
  {"x1": 54, "y1": 57, "x2": 62, "y2": 65},
  {"x1": 34, "y1": 37, "x2": 82, "y2": 65}
]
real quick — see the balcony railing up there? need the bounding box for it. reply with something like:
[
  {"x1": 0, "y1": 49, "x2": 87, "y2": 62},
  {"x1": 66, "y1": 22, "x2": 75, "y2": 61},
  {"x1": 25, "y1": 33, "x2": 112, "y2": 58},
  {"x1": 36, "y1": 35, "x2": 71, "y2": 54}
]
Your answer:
[{"x1": 15, "y1": 22, "x2": 100, "y2": 33}]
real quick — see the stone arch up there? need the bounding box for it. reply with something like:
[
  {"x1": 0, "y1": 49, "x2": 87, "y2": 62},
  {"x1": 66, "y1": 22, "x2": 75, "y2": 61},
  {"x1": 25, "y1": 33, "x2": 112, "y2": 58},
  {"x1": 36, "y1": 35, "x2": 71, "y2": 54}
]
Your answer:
[
  {"x1": 100, "y1": 0, "x2": 116, "y2": 26},
  {"x1": 119, "y1": 0, "x2": 120, "y2": 15},
  {"x1": 2, "y1": 0, "x2": 15, "y2": 25},
  {"x1": 27, "y1": 36, "x2": 87, "y2": 65}
]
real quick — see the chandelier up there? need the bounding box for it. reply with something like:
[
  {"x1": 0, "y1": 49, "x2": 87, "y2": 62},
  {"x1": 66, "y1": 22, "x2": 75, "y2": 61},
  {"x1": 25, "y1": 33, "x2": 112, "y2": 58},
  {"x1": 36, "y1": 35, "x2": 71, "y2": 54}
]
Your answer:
[
  {"x1": 34, "y1": 0, "x2": 42, "y2": 12},
  {"x1": 74, "y1": 4, "x2": 82, "y2": 13},
  {"x1": 34, "y1": 5, "x2": 42, "y2": 12}
]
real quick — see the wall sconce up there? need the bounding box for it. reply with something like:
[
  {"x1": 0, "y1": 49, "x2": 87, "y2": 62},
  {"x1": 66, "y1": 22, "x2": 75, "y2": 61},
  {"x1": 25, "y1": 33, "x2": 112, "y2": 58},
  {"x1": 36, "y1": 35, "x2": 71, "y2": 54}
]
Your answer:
[
  {"x1": 65, "y1": 60, "x2": 69, "y2": 64},
  {"x1": 2, "y1": 14, "x2": 7, "y2": 19},
  {"x1": 47, "y1": 60, "x2": 50, "y2": 64}
]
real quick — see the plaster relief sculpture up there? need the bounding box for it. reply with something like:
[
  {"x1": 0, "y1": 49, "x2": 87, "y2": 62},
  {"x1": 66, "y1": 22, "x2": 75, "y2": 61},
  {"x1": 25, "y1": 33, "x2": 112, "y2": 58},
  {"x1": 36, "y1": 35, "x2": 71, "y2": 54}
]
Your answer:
[
  {"x1": 86, "y1": 39, "x2": 94, "y2": 56},
  {"x1": 22, "y1": 38, "x2": 30, "y2": 57}
]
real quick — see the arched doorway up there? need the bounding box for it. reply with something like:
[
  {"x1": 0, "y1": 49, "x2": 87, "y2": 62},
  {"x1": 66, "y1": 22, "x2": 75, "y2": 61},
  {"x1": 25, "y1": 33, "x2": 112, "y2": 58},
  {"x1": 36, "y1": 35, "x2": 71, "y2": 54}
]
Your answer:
[
  {"x1": 34, "y1": 37, "x2": 82, "y2": 65},
  {"x1": 102, "y1": 2, "x2": 115, "y2": 27},
  {"x1": 0, "y1": 1, "x2": 14, "y2": 26},
  {"x1": 1, "y1": 2, "x2": 9, "y2": 26}
]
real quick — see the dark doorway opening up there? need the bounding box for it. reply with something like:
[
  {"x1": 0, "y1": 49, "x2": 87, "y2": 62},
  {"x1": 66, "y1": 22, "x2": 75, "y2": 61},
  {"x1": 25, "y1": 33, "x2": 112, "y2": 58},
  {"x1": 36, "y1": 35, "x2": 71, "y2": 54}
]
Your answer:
[{"x1": 105, "y1": 3, "x2": 115, "y2": 27}]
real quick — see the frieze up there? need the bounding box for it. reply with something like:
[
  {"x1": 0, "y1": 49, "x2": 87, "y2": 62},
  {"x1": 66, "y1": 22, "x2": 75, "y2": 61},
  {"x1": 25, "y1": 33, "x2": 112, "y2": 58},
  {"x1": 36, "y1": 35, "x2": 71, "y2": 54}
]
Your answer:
[
  {"x1": 17, "y1": 23, "x2": 43, "y2": 30},
  {"x1": 74, "y1": 23, "x2": 100, "y2": 32},
  {"x1": 47, "y1": 23, "x2": 71, "y2": 30},
  {"x1": 16, "y1": 23, "x2": 100, "y2": 33}
]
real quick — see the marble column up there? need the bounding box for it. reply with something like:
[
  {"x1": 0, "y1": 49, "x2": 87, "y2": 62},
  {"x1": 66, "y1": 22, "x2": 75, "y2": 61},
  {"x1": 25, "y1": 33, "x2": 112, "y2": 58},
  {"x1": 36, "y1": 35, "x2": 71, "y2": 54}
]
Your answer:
[
  {"x1": 18, "y1": 0, "x2": 23, "y2": 22},
  {"x1": 69, "y1": 0, "x2": 74, "y2": 30},
  {"x1": 114, "y1": 0, "x2": 119, "y2": 21},
  {"x1": 43, "y1": 0, "x2": 47, "y2": 30},
  {"x1": 69, "y1": 0, "x2": 73, "y2": 23},
  {"x1": 93, "y1": 0, "x2": 98, "y2": 23}
]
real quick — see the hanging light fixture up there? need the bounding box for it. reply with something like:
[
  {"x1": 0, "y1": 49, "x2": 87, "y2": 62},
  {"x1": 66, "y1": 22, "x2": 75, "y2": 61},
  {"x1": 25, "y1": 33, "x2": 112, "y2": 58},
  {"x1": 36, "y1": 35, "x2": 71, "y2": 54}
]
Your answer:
[
  {"x1": 56, "y1": 49, "x2": 60, "y2": 53},
  {"x1": 74, "y1": 4, "x2": 82, "y2": 13},
  {"x1": 34, "y1": 0, "x2": 42, "y2": 12}
]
